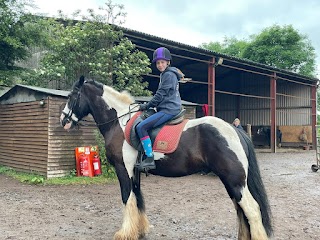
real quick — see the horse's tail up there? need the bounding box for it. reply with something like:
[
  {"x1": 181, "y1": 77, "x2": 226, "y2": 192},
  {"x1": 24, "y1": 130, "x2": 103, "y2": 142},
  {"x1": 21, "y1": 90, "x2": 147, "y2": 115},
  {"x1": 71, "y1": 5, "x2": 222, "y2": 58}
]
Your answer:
[{"x1": 237, "y1": 129, "x2": 273, "y2": 237}]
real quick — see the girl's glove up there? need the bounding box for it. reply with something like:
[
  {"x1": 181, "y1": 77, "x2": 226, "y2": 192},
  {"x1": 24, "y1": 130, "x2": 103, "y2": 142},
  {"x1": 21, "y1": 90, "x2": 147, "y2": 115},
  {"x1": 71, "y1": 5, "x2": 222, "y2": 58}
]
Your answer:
[{"x1": 139, "y1": 103, "x2": 148, "y2": 111}]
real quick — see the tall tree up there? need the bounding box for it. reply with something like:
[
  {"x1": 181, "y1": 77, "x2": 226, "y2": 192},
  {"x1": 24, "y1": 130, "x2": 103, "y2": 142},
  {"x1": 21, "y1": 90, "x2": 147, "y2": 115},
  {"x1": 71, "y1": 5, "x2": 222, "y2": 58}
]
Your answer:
[
  {"x1": 242, "y1": 25, "x2": 316, "y2": 77},
  {"x1": 23, "y1": 1, "x2": 151, "y2": 96},
  {"x1": 200, "y1": 25, "x2": 316, "y2": 77},
  {"x1": 0, "y1": 0, "x2": 47, "y2": 86},
  {"x1": 200, "y1": 37, "x2": 248, "y2": 58}
]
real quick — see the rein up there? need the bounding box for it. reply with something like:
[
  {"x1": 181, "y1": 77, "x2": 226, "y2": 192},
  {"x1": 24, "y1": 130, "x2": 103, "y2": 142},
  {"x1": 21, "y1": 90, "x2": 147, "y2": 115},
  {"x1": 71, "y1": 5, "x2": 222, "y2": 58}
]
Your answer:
[
  {"x1": 62, "y1": 80, "x2": 141, "y2": 128},
  {"x1": 78, "y1": 104, "x2": 140, "y2": 127}
]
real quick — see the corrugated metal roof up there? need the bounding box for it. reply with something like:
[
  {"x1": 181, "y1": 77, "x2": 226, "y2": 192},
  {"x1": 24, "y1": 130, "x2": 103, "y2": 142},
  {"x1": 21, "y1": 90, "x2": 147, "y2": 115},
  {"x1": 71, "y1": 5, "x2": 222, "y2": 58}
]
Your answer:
[
  {"x1": 15, "y1": 84, "x2": 70, "y2": 97},
  {"x1": 31, "y1": 17, "x2": 318, "y2": 83},
  {"x1": 0, "y1": 84, "x2": 199, "y2": 106},
  {"x1": 0, "y1": 87, "x2": 10, "y2": 97},
  {"x1": 0, "y1": 84, "x2": 70, "y2": 104},
  {"x1": 121, "y1": 26, "x2": 319, "y2": 83}
]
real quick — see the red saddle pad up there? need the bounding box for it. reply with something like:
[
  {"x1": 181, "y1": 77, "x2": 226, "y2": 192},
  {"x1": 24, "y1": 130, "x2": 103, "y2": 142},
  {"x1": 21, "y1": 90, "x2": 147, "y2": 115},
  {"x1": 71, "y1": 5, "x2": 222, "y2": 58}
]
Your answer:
[
  {"x1": 124, "y1": 111, "x2": 141, "y2": 146},
  {"x1": 124, "y1": 112, "x2": 188, "y2": 154},
  {"x1": 153, "y1": 119, "x2": 188, "y2": 153}
]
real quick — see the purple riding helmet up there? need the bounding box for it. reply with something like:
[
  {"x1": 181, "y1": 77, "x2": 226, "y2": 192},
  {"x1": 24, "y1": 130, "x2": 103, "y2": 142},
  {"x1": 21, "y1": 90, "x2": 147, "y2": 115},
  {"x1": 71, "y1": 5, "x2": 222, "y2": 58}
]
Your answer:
[{"x1": 152, "y1": 47, "x2": 172, "y2": 63}]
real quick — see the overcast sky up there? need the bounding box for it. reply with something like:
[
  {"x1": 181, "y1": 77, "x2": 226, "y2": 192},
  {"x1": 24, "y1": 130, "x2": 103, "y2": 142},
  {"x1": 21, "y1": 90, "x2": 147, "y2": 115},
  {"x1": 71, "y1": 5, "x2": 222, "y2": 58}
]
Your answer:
[{"x1": 32, "y1": 0, "x2": 320, "y2": 77}]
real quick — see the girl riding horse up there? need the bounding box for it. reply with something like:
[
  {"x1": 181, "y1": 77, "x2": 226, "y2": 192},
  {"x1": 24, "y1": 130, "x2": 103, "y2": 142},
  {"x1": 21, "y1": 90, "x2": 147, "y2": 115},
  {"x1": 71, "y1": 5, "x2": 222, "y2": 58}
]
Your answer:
[{"x1": 136, "y1": 47, "x2": 184, "y2": 171}]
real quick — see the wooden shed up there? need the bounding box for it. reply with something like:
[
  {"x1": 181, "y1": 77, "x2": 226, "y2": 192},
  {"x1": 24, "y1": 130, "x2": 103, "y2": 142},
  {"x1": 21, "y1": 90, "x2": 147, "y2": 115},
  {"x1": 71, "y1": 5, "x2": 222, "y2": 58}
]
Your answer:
[
  {"x1": 0, "y1": 85, "x2": 96, "y2": 178},
  {"x1": 0, "y1": 84, "x2": 197, "y2": 177}
]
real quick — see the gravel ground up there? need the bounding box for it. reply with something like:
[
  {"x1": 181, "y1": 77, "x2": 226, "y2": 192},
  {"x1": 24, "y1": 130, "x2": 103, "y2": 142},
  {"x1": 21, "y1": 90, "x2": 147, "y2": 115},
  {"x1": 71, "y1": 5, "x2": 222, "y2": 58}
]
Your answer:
[{"x1": 0, "y1": 150, "x2": 319, "y2": 240}]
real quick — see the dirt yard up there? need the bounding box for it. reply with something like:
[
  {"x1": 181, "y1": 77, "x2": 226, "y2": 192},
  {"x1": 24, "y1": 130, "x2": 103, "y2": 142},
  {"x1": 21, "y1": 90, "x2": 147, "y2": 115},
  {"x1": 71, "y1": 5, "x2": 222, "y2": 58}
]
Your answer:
[{"x1": 0, "y1": 150, "x2": 319, "y2": 240}]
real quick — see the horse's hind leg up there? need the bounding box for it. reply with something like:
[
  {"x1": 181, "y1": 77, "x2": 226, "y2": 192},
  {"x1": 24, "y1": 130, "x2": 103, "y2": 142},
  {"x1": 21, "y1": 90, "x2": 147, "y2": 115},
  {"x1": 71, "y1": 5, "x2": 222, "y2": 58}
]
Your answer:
[
  {"x1": 216, "y1": 165, "x2": 268, "y2": 239},
  {"x1": 237, "y1": 186, "x2": 268, "y2": 240},
  {"x1": 232, "y1": 200, "x2": 251, "y2": 240}
]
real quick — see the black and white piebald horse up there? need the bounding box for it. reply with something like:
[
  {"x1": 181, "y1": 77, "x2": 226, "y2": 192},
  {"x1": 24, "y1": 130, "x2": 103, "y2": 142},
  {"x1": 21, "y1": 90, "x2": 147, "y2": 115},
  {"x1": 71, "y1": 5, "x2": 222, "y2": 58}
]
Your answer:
[{"x1": 60, "y1": 76, "x2": 272, "y2": 240}]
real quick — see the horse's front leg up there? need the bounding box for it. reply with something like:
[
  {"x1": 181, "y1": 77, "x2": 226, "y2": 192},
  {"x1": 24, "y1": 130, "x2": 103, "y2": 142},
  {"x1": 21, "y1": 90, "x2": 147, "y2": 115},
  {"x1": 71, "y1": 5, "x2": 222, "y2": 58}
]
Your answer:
[{"x1": 114, "y1": 142, "x2": 150, "y2": 240}]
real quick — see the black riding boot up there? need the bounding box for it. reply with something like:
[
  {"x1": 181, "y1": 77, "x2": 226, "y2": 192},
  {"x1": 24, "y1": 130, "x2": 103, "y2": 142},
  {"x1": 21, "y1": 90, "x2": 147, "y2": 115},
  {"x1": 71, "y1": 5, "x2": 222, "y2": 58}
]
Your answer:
[{"x1": 137, "y1": 155, "x2": 156, "y2": 171}]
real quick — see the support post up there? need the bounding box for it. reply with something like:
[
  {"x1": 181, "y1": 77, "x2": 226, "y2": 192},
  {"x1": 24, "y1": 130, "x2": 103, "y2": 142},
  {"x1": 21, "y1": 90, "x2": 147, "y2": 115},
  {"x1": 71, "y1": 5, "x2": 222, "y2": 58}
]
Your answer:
[
  {"x1": 208, "y1": 57, "x2": 215, "y2": 116},
  {"x1": 236, "y1": 72, "x2": 243, "y2": 119},
  {"x1": 270, "y1": 73, "x2": 277, "y2": 153},
  {"x1": 311, "y1": 85, "x2": 317, "y2": 150}
]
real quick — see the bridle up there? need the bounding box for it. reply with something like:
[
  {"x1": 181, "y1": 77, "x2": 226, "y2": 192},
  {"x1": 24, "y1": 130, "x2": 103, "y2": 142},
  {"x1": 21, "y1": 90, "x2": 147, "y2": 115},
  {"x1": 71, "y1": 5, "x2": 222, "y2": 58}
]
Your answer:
[{"x1": 61, "y1": 86, "x2": 81, "y2": 127}]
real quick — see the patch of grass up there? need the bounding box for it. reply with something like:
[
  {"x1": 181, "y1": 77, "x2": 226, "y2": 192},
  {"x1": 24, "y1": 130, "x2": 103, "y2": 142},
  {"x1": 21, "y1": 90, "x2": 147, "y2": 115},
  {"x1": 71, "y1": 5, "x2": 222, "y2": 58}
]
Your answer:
[
  {"x1": 0, "y1": 165, "x2": 45, "y2": 184},
  {"x1": 0, "y1": 165, "x2": 117, "y2": 185},
  {"x1": 45, "y1": 166, "x2": 117, "y2": 185},
  {"x1": 45, "y1": 174, "x2": 117, "y2": 185},
  {"x1": 0, "y1": 131, "x2": 119, "y2": 185},
  {"x1": 0, "y1": 165, "x2": 11, "y2": 174}
]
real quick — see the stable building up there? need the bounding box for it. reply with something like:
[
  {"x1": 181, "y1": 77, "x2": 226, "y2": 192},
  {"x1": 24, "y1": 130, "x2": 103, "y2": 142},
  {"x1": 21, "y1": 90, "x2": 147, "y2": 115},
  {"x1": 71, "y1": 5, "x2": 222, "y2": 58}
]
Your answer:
[
  {"x1": 122, "y1": 28, "x2": 318, "y2": 151},
  {"x1": 17, "y1": 24, "x2": 318, "y2": 151}
]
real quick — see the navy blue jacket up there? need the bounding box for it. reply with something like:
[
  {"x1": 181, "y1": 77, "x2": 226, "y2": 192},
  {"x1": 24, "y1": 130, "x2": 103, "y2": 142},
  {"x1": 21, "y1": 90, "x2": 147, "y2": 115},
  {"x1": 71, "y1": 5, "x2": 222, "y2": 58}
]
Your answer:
[
  {"x1": 236, "y1": 124, "x2": 244, "y2": 130},
  {"x1": 147, "y1": 67, "x2": 182, "y2": 115}
]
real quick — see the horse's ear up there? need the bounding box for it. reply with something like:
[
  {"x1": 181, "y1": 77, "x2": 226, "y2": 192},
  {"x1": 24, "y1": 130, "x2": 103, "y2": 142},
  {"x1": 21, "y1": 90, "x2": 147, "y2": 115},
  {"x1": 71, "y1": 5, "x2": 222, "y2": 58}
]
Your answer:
[{"x1": 79, "y1": 76, "x2": 85, "y2": 86}]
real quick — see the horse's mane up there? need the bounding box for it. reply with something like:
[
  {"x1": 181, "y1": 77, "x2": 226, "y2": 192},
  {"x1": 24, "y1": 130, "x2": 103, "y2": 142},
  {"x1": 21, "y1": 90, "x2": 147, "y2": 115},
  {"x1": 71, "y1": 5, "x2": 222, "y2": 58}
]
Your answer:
[
  {"x1": 84, "y1": 79, "x2": 104, "y2": 90},
  {"x1": 103, "y1": 85, "x2": 135, "y2": 105},
  {"x1": 84, "y1": 79, "x2": 135, "y2": 105}
]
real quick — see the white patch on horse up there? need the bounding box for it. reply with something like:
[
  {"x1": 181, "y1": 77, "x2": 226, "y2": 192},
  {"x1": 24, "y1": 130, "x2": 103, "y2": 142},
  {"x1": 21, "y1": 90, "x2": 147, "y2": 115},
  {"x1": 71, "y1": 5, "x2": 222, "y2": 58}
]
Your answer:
[
  {"x1": 122, "y1": 142, "x2": 164, "y2": 178},
  {"x1": 183, "y1": 116, "x2": 248, "y2": 175},
  {"x1": 153, "y1": 152, "x2": 165, "y2": 160},
  {"x1": 102, "y1": 85, "x2": 137, "y2": 131},
  {"x1": 122, "y1": 141, "x2": 138, "y2": 178},
  {"x1": 60, "y1": 105, "x2": 79, "y2": 129},
  {"x1": 61, "y1": 105, "x2": 71, "y2": 121},
  {"x1": 238, "y1": 186, "x2": 268, "y2": 239}
]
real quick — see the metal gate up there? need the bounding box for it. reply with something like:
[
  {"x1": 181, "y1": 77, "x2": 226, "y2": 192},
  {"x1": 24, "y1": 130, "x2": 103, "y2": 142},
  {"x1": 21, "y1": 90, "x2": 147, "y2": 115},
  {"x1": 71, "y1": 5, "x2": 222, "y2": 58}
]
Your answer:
[{"x1": 312, "y1": 125, "x2": 320, "y2": 172}]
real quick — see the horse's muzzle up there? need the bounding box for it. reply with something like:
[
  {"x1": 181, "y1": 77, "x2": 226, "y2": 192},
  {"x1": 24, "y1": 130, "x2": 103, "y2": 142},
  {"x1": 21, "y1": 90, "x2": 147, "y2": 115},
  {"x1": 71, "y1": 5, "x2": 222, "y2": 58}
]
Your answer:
[{"x1": 60, "y1": 113, "x2": 73, "y2": 130}]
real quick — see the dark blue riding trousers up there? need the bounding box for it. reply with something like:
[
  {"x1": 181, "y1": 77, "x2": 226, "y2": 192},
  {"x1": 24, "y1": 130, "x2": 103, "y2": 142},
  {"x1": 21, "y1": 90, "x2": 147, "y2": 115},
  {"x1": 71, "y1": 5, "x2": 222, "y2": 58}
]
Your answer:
[{"x1": 136, "y1": 111, "x2": 175, "y2": 139}]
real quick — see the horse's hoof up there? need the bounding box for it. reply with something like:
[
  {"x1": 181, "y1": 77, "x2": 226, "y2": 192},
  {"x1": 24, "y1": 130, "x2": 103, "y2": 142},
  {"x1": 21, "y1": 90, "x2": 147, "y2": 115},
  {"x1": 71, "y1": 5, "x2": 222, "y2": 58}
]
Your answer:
[{"x1": 114, "y1": 231, "x2": 138, "y2": 240}]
